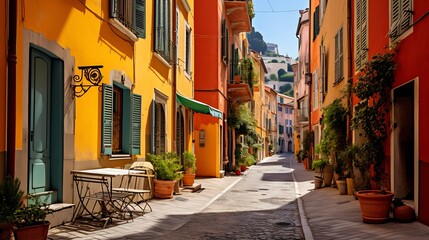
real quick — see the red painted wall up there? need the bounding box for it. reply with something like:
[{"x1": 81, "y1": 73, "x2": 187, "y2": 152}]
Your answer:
[
  {"x1": 365, "y1": 0, "x2": 429, "y2": 225},
  {"x1": 194, "y1": 0, "x2": 228, "y2": 116}
]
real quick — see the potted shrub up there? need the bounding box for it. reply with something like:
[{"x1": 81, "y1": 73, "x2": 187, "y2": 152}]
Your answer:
[
  {"x1": 296, "y1": 150, "x2": 303, "y2": 163},
  {"x1": 0, "y1": 177, "x2": 24, "y2": 240},
  {"x1": 268, "y1": 144, "x2": 274, "y2": 156},
  {"x1": 13, "y1": 195, "x2": 52, "y2": 240},
  {"x1": 182, "y1": 151, "x2": 197, "y2": 186},
  {"x1": 312, "y1": 159, "x2": 329, "y2": 189},
  {"x1": 302, "y1": 130, "x2": 313, "y2": 170},
  {"x1": 147, "y1": 152, "x2": 183, "y2": 199},
  {"x1": 352, "y1": 51, "x2": 396, "y2": 223}
]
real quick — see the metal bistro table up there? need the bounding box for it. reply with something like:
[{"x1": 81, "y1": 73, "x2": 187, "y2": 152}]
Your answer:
[{"x1": 71, "y1": 168, "x2": 143, "y2": 228}]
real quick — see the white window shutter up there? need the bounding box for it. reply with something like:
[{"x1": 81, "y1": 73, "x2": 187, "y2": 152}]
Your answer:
[{"x1": 400, "y1": 0, "x2": 413, "y2": 32}]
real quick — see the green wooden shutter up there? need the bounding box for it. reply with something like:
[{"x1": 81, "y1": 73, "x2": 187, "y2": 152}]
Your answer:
[
  {"x1": 334, "y1": 32, "x2": 339, "y2": 82},
  {"x1": 225, "y1": 26, "x2": 229, "y2": 64},
  {"x1": 313, "y1": 6, "x2": 320, "y2": 40},
  {"x1": 110, "y1": 0, "x2": 117, "y2": 18},
  {"x1": 134, "y1": 0, "x2": 146, "y2": 38},
  {"x1": 151, "y1": 100, "x2": 156, "y2": 153},
  {"x1": 154, "y1": 0, "x2": 161, "y2": 52},
  {"x1": 102, "y1": 84, "x2": 113, "y2": 155},
  {"x1": 131, "y1": 93, "x2": 142, "y2": 154},
  {"x1": 221, "y1": 19, "x2": 226, "y2": 62}
]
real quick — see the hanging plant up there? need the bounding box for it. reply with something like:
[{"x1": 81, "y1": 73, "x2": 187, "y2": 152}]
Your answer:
[{"x1": 352, "y1": 50, "x2": 396, "y2": 189}]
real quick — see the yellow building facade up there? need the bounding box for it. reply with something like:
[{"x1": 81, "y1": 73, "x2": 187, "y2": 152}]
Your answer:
[{"x1": 2, "y1": 0, "x2": 196, "y2": 208}]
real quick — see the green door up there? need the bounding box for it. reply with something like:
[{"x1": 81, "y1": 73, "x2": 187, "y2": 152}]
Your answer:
[{"x1": 29, "y1": 48, "x2": 63, "y2": 203}]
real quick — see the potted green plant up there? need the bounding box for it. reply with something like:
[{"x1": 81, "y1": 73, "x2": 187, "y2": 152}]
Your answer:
[
  {"x1": 352, "y1": 51, "x2": 396, "y2": 223},
  {"x1": 0, "y1": 177, "x2": 24, "y2": 240},
  {"x1": 13, "y1": 195, "x2": 52, "y2": 240},
  {"x1": 268, "y1": 143, "x2": 274, "y2": 156},
  {"x1": 182, "y1": 151, "x2": 197, "y2": 186},
  {"x1": 312, "y1": 159, "x2": 329, "y2": 189},
  {"x1": 296, "y1": 150, "x2": 303, "y2": 163},
  {"x1": 147, "y1": 152, "x2": 183, "y2": 199}
]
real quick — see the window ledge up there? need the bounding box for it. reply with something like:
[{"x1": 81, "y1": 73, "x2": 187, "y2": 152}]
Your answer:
[
  {"x1": 109, "y1": 18, "x2": 138, "y2": 43},
  {"x1": 390, "y1": 27, "x2": 413, "y2": 46},
  {"x1": 109, "y1": 154, "x2": 133, "y2": 161},
  {"x1": 154, "y1": 52, "x2": 172, "y2": 69}
]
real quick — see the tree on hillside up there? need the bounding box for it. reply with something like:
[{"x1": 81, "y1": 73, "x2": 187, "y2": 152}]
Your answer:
[
  {"x1": 269, "y1": 73, "x2": 278, "y2": 81},
  {"x1": 277, "y1": 69, "x2": 286, "y2": 79},
  {"x1": 279, "y1": 84, "x2": 292, "y2": 93},
  {"x1": 247, "y1": 27, "x2": 267, "y2": 54},
  {"x1": 279, "y1": 73, "x2": 294, "y2": 82},
  {"x1": 285, "y1": 88, "x2": 294, "y2": 97}
]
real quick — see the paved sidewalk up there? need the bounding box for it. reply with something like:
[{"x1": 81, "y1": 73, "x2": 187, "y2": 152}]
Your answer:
[
  {"x1": 48, "y1": 154, "x2": 429, "y2": 239},
  {"x1": 48, "y1": 176, "x2": 242, "y2": 239},
  {"x1": 290, "y1": 154, "x2": 429, "y2": 240}
]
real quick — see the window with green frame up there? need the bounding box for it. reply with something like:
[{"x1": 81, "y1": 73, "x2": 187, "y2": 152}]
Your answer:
[
  {"x1": 102, "y1": 83, "x2": 141, "y2": 155},
  {"x1": 154, "y1": 0, "x2": 172, "y2": 62},
  {"x1": 109, "y1": 0, "x2": 146, "y2": 38}
]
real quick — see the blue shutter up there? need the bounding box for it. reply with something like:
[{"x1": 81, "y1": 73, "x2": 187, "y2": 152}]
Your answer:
[
  {"x1": 102, "y1": 84, "x2": 113, "y2": 155},
  {"x1": 131, "y1": 94, "x2": 142, "y2": 154},
  {"x1": 134, "y1": 0, "x2": 146, "y2": 38}
]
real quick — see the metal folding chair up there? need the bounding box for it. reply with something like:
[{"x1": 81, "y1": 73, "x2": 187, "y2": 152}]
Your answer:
[
  {"x1": 112, "y1": 161, "x2": 154, "y2": 215},
  {"x1": 72, "y1": 175, "x2": 132, "y2": 228}
]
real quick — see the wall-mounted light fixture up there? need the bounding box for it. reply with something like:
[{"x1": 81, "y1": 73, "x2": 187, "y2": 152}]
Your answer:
[
  {"x1": 71, "y1": 65, "x2": 103, "y2": 98},
  {"x1": 305, "y1": 72, "x2": 312, "y2": 85}
]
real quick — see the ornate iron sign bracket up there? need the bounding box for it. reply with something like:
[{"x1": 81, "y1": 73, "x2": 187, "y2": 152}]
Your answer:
[{"x1": 71, "y1": 65, "x2": 104, "y2": 98}]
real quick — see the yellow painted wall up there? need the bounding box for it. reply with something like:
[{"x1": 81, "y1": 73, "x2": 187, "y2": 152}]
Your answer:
[
  {"x1": 319, "y1": 0, "x2": 349, "y2": 107},
  {"x1": 14, "y1": 0, "x2": 180, "y2": 170},
  {"x1": 194, "y1": 123, "x2": 220, "y2": 177},
  {"x1": 176, "y1": 0, "x2": 195, "y2": 154}
]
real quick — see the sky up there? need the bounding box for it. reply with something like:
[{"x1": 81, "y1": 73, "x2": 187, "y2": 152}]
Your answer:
[{"x1": 252, "y1": 0, "x2": 309, "y2": 59}]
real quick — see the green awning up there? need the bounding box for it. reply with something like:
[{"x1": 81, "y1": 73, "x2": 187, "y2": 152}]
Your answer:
[{"x1": 176, "y1": 93, "x2": 223, "y2": 119}]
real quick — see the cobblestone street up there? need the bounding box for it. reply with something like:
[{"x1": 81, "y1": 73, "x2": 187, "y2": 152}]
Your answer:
[{"x1": 159, "y1": 153, "x2": 304, "y2": 240}]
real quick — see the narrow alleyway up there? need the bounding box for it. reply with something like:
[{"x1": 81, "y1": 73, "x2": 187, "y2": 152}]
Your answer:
[{"x1": 158, "y1": 153, "x2": 304, "y2": 240}]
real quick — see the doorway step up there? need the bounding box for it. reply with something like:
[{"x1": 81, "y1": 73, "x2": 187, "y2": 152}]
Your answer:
[{"x1": 46, "y1": 203, "x2": 75, "y2": 227}]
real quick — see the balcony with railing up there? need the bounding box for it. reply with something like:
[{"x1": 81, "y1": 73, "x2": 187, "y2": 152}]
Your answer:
[{"x1": 228, "y1": 57, "x2": 254, "y2": 103}]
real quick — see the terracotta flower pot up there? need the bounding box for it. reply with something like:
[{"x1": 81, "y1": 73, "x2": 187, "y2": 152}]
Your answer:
[
  {"x1": 393, "y1": 205, "x2": 416, "y2": 223},
  {"x1": 336, "y1": 180, "x2": 347, "y2": 195},
  {"x1": 356, "y1": 190, "x2": 394, "y2": 223},
  {"x1": 154, "y1": 179, "x2": 177, "y2": 199},
  {"x1": 183, "y1": 173, "x2": 195, "y2": 186},
  {"x1": 314, "y1": 176, "x2": 323, "y2": 189},
  {"x1": 322, "y1": 165, "x2": 333, "y2": 187},
  {"x1": 13, "y1": 222, "x2": 50, "y2": 240}
]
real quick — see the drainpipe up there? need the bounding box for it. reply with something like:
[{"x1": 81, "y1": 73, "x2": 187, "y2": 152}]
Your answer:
[
  {"x1": 7, "y1": 0, "x2": 17, "y2": 178},
  {"x1": 346, "y1": 0, "x2": 353, "y2": 146},
  {"x1": 307, "y1": 5, "x2": 312, "y2": 163},
  {"x1": 172, "y1": 0, "x2": 177, "y2": 153}
]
